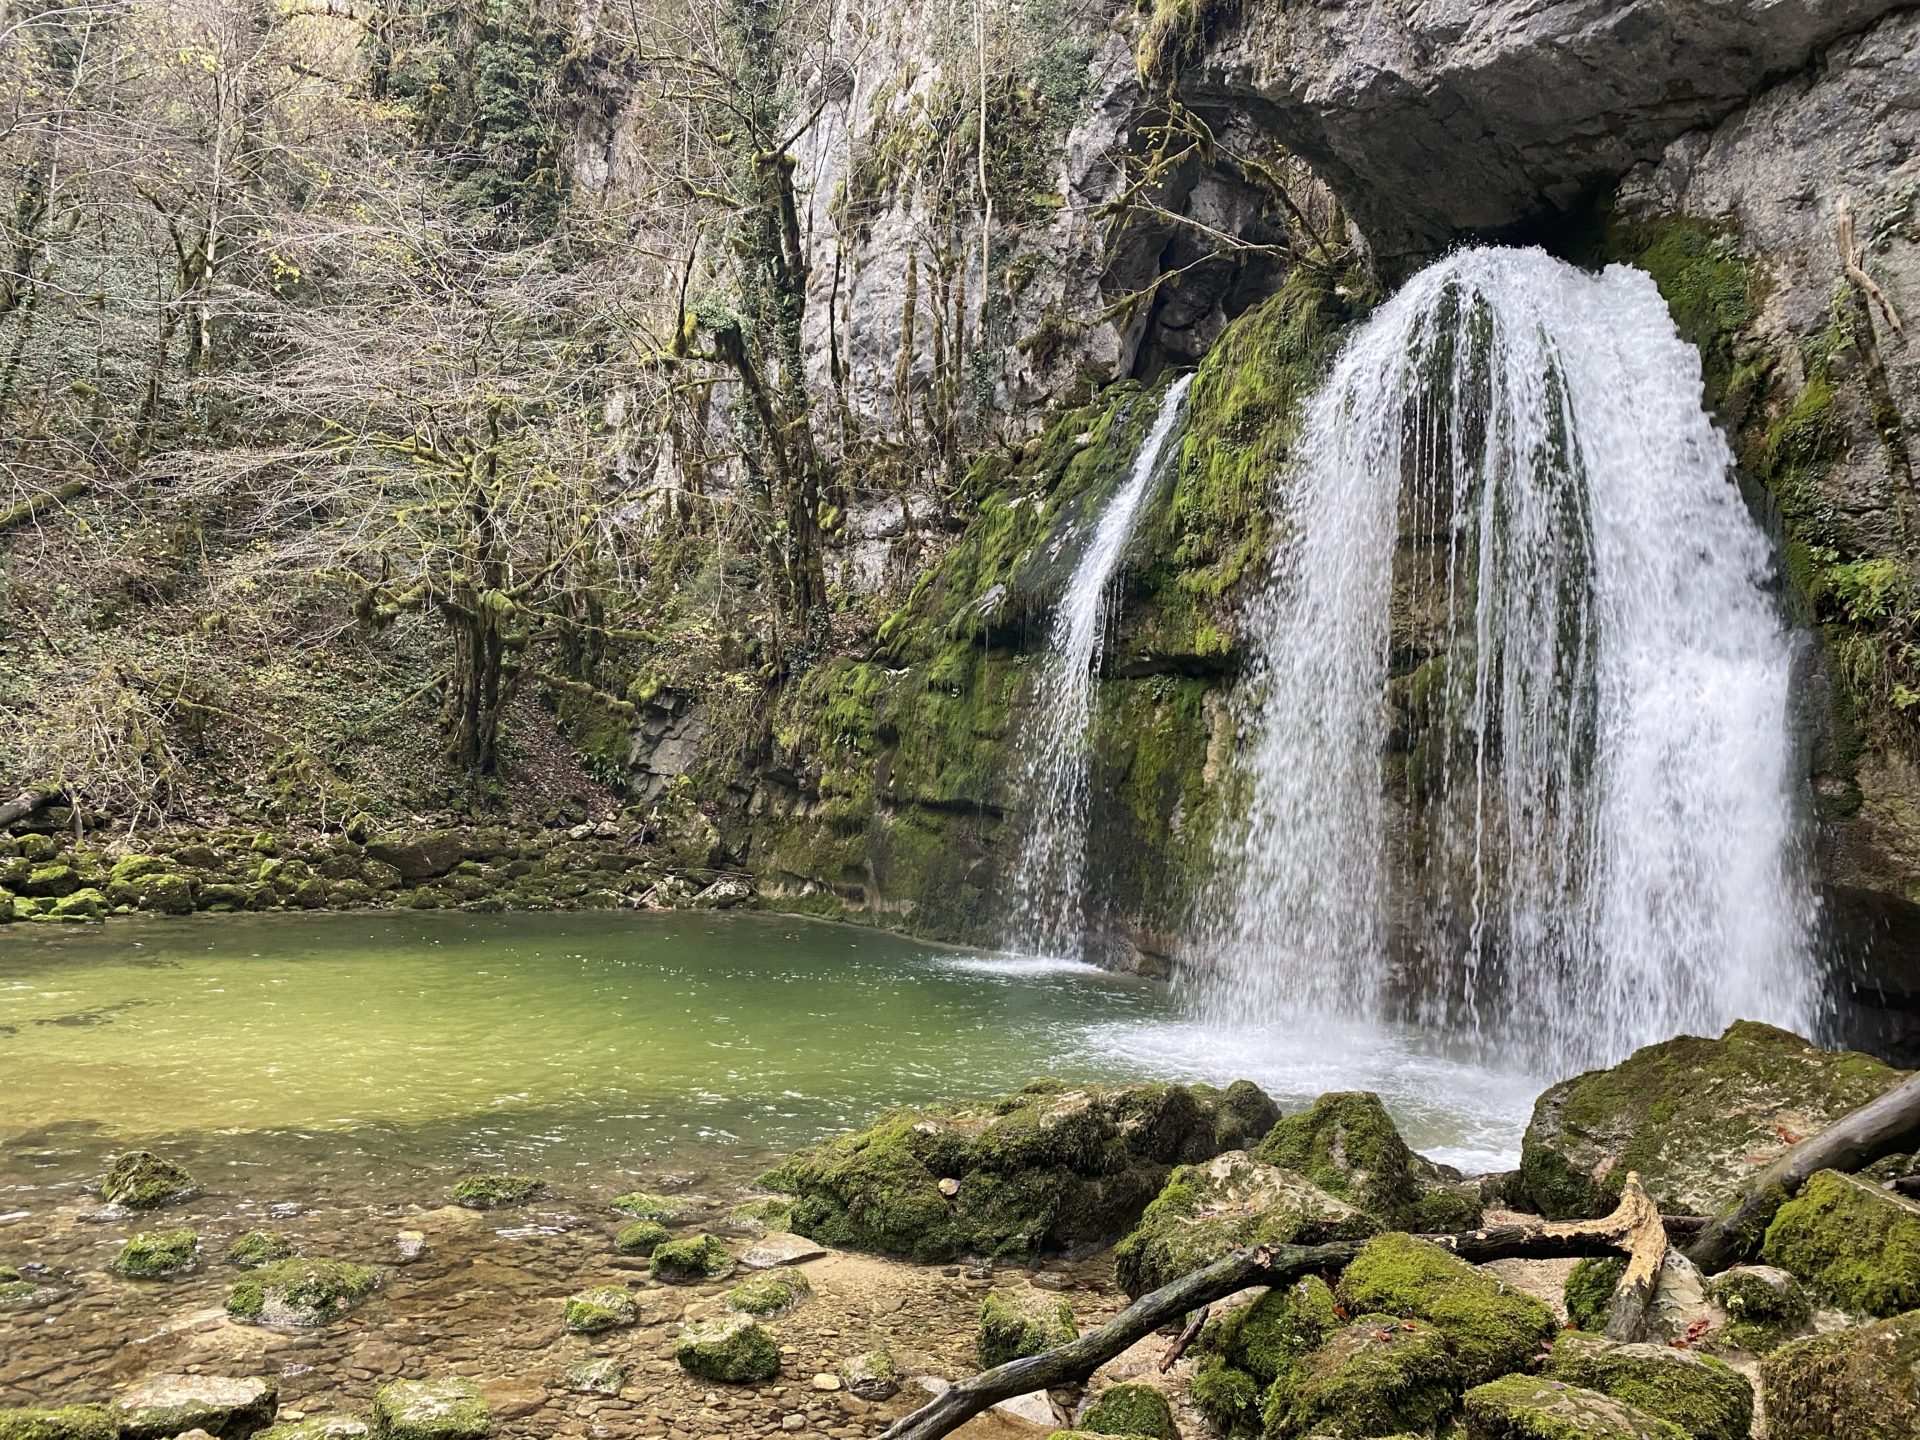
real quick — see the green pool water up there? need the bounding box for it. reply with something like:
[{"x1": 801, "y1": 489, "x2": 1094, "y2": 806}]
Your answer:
[{"x1": 0, "y1": 909, "x2": 1537, "y2": 1205}]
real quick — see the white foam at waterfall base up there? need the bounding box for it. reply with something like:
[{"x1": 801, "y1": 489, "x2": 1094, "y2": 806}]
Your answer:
[
  {"x1": 1193, "y1": 246, "x2": 1817, "y2": 1074},
  {"x1": 1005, "y1": 374, "x2": 1194, "y2": 960}
]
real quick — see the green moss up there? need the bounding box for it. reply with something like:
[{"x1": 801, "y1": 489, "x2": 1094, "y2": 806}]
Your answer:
[
  {"x1": 1762, "y1": 1169, "x2": 1920, "y2": 1316},
  {"x1": 1543, "y1": 1332, "x2": 1753, "y2": 1440},
  {"x1": 729, "y1": 1196, "x2": 794, "y2": 1231},
  {"x1": 229, "y1": 1229, "x2": 297, "y2": 1268},
  {"x1": 1335, "y1": 1232, "x2": 1557, "y2": 1386},
  {"x1": 226, "y1": 1257, "x2": 382, "y2": 1325},
  {"x1": 1709, "y1": 1265, "x2": 1811, "y2": 1353},
  {"x1": 1255, "y1": 1090, "x2": 1479, "y2": 1230},
  {"x1": 1761, "y1": 1308, "x2": 1920, "y2": 1440},
  {"x1": 1187, "y1": 1358, "x2": 1261, "y2": 1438},
  {"x1": 99, "y1": 1150, "x2": 196, "y2": 1209},
  {"x1": 0, "y1": 1409, "x2": 118, "y2": 1440},
  {"x1": 1564, "y1": 1257, "x2": 1628, "y2": 1333},
  {"x1": 368, "y1": 1378, "x2": 489, "y2": 1440},
  {"x1": 675, "y1": 1314, "x2": 781, "y2": 1383},
  {"x1": 978, "y1": 1288, "x2": 1077, "y2": 1368},
  {"x1": 1461, "y1": 1374, "x2": 1690, "y2": 1440},
  {"x1": 449, "y1": 1174, "x2": 543, "y2": 1210},
  {"x1": 610, "y1": 1190, "x2": 693, "y2": 1221},
  {"x1": 614, "y1": 1220, "x2": 671, "y2": 1255},
  {"x1": 725, "y1": 1269, "x2": 810, "y2": 1317},
  {"x1": 650, "y1": 1233, "x2": 735, "y2": 1283},
  {"x1": 563, "y1": 1283, "x2": 639, "y2": 1333},
  {"x1": 1198, "y1": 1275, "x2": 1339, "y2": 1385},
  {"x1": 257, "y1": 1418, "x2": 372, "y2": 1440},
  {"x1": 1079, "y1": 1382, "x2": 1176, "y2": 1439},
  {"x1": 1262, "y1": 1314, "x2": 1461, "y2": 1439},
  {"x1": 111, "y1": 1227, "x2": 198, "y2": 1278}
]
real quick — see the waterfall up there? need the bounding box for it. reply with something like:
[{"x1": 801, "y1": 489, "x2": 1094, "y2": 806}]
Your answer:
[
  {"x1": 1195, "y1": 248, "x2": 1816, "y2": 1071},
  {"x1": 1007, "y1": 375, "x2": 1194, "y2": 958}
]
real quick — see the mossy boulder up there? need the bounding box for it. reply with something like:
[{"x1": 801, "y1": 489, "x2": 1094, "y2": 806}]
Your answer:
[
  {"x1": 650, "y1": 1233, "x2": 735, "y2": 1283},
  {"x1": 1078, "y1": 1382, "x2": 1176, "y2": 1439},
  {"x1": 1461, "y1": 1376, "x2": 1690, "y2": 1439},
  {"x1": 116, "y1": 871, "x2": 194, "y2": 915},
  {"x1": 727, "y1": 1196, "x2": 793, "y2": 1232},
  {"x1": 610, "y1": 1190, "x2": 692, "y2": 1221},
  {"x1": 448, "y1": 1174, "x2": 543, "y2": 1210},
  {"x1": 227, "y1": 1258, "x2": 382, "y2": 1326},
  {"x1": 1543, "y1": 1333, "x2": 1753, "y2": 1440},
  {"x1": 100, "y1": 1150, "x2": 197, "y2": 1209},
  {"x1": 22, "y1": 862, "x2": 79, "y2": 897},
  {"x1": 1518, "y1": 1022, "x2": 1905, "y2": 1219},
  {"x1": 49, "y1": 887, "x2": 106, "y2": 921},
  {"x1": 1262, "y1": 1315, "x2": 1461, "y2": 1438},
  {"x1": 1189, "y1": 1357, "x2": 1263, "y2": 1436},
  {"x1": 1761, "y1": 1169, "x2": 1920, "y2": 1316},
  {"x1": 1198, "y1": 1275, "x2": 1341, "y2": 1387},
  {"x1": 839, "y1": 1349, "x2": 902, "y2": 1401},
  {"x1": 368, "y1": 1379, "x2": 489, "y2": 1440},
  {"x1": 1761, "y1": 1308, "x2": 1920, "y2": 1440},
  {"x1": 1708, "y1": 1264, "x2": 1811, "y2": 1352},
  {"x1": 0, "y1": 1409, "x2": 117, "y2": 1440},
  {"x1": 364, "y1": 831, "x2": 467, "y2": 882},
  {"x1": 228, "y1": 1230, "x2": 297, "y2": 1268},
  {"x1": 566, "y1": 1357, "x2": 626, "y2": 1394},
  {"x1": 674, "y1": 1314, "x2": 781, "y2": 1383},
  {"x1": 724, "y1": 1268, "x2": 810, "y2": 1317},
  {"x1": 112, "y1": 1227, "x2": 199, "y2": 1278},
  {"x1": 1335, "y1": 1232, "x2": 1557, "y2": 1386},
  {"x1": 1114, "y1": 1152, "x2": 1377, "y2": 1297},
  {"x1": 113, "y1": 1375, "x2": 278, "y2": 1440},
  {"x1": 978, "y1": 1287, "x2": 1078, "y2": 1368},
  {"x1": 1565, "y1": 1257, "x2": 1629, "y2": 1332},
  {"x1": 1255, "y1": 1091, "x2": 1482, "y2": 1231},
  {"x1": 257, "y1": 1419, "x2": 370, "y2": 1440},
  {"x1": 614, "y1": 1220, "x2": 671, "y2": 1255},
  {"x1": 760, "y1": 1079, "x2": 1278, "y2": 1263},
  {"x1": 562, "y1": 1283, "x2": 639, "y2": 1334}
]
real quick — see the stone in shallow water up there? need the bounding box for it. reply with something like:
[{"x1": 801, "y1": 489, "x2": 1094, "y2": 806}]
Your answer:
[
  {"x1": 1077, "y1": 1382, "x2": 1177, "y2": 1440},
  {"x1": 562, "y1": 1284, "x2": 639, "y2": 1334},
  {"x1": 610, "y1": 1190, "x2": 694, "y2": 1221},
  {"x1": 0, "y1": 1408, "x2": 117, "y2": 1440},
  {"x1": 613, "y1": 1220, "x2": 670, "y2": 1256},
  {"x1": 226, "y1": 1258, "x2": 382, "y2": 1327},
  {"x1": 725, "y1": 1269, "x2": 810, "y2": 1317},
  {"x1": 991, "y1": 1391, "x2": 1058, "y2": 1427},
  {"x1": 113, "y1": 1375, "x2": 278, "y2": 1440},
  {"x1": 977, "y1": 1288, "x2": 1077, "y2": 1369},
  {"x1": 675, "y1": 1314, "x2": 781, "y2": 1383},
  {"x1": 368, "y1": 1381, "x2": 489, "y2": 1440},
  {"x1": 838, "y1": 1349, "x2": 901, "y2": 1401},
  {"x1": 1460, "y1": 1376, "x2": 1689, "y2": 1440},
  {"x1": 650, "y1": 1233, "x2": 735, "y2": 1283},
  {"x1": 739, "y1": 1231, "x2": 827, "y2": 1269},
  {"x1": 565, "y1": 1358, "x2": 625, "y2": 1396},
  {"x1": 99, "y1": 1150, "x2": 197, "y2": 1209},
  {"x1": 256, "y1": 1419, "x2": 370, "y2": 1440},
  {"x1": 112, "y1": 1227, "x2": 198, "y2": 1278},
  {"x1": 447, "y1": 1175, "x2": 543, "y2": 1210},
  {"x1": 228, "y1": 1230, "x2": 297, "y2": 1268}
]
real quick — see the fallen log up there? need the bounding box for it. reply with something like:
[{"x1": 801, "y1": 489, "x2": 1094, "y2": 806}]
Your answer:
[
  {"x1": 0, "y1": 785, "x2": 62, "y2": 829},
  {"x1": 1601, "y1": 1163, "x2": 1668, "y2": 1343},
  {"x1": 878, "y1": 1175, "x2": 1666, "y2": 1440},
  {"x1": 1687, "y1": 1071, "x2": 1920, "y2": 1273}
]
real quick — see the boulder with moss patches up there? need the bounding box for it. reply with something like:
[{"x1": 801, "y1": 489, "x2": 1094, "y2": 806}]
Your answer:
[
  {"x1": 1193, "y1": 1275, "x2": 1341, "y2": 1417},
  {"x1": 1188, "y1": 1357, "x2": 1263, "y2": 1437},
  {"x1": 1761, "y1": 1309, "x2": 1920, "y2": 1440},
  {"x1": 227, "y1": 1258, "x2": 382, "y2": 1326},
  {"x1": 675, "y1": 1314, "x2": 782, "y2": 1383},
  {"x1": 1761, "y1": 1169, "x2": 1920, "y2": 1316},
  {"x1": 368, "y1": 1379, "x2": 489, "y2": 1440},
  {"x1": 650, "y1": 1233, "x2": 735, "y2": 1283},
  {"x1": 113, "y1": 1376, "x2": 278, "y2": 1440},
  {"x1": 1335, "y1": 1232, "x2": 1557, "y2": 1386},
  {"x1": 727, "y1": 1197, "x2": 793, "y2": 1233},
  {"x1": 1542, "y1": 1333, "x2": 1752, "y2": 1440},
  {"x1": 760, "y1": 1079, "x2": 1278, "y2": 1264},
  {"x1": 257, "y1": 1419, "x2": 370, "y2": 1440},
  {"x1": 1263, "y1": 1314, "x2": 1461, "y2": 1438},
  {"x1": 610, "y1": 1190, "x2": 693, "y2": 1221},
  {"x1": 100, "y1": 1150, "x2": 197, "y2": 1209},
  {"x1": 1518, "y1": 1022, "x2": 1906, "y2": 1220},
  {"x1": 725, "y1": 1268, "x2": 810, "y2": 1317},
  {"x1": 112, "y1": 1228, "x2": 199, "y2": 1278},
  {"x1": 563, "y1": 1284, "x2": 640, "y2": 1333},
  {"x1": 1708, "y1": 1264, "x2": 1811, "y2": 1352},
  {"x1": 448, "y1": 1174, "x2": 543, "y2": 1210},
  {"x1": 1461, "y1": 1376, "x2": 1690, "y2": 1440},
  {"x1": 978, "y1": 1287, "x2": 1079, "y2": 1368},
  {"x1": 614, "y1": 1220, "x2": 670, "y2": 1255},
  {"x1": 1076, "y1": 1382, "x2": 1177, "y2": 1439},
  {"x1": 1254, "y1": 1090, "x2": 1483, "y2": 1231},
  {"x1": 0, "y1": 1411, "x2": 116, "y2": 1440},
  {"x1": 228, "y1": 1230, "x2": 297, "y2": 1268},
  {"x1": 839, "y1": 1349, "x2": 901, "y2": 1401},
  {"x1": 1115, "y1": 1152, "x2": 1376, "y2": 1297},
  {"x1": 1564, "y1": 1257, "x2": 1629, "y2": 1332}
]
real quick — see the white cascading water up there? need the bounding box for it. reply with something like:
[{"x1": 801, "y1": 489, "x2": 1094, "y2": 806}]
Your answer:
[
  {"x1": 1007, "y1": 375, "x2": 1194, "y2": 958},
  {"x1": 1194, "y1": 247, "x2": 1817, "y2": 1071}
]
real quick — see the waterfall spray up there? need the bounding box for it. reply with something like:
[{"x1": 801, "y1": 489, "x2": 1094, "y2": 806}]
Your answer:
[
  {"x1": 1007, "y1": 375, "x2": 1194, "y2": 958},
  {"x1": 1195, "y1": 248, "x2": 1815, "y2": 1070}
]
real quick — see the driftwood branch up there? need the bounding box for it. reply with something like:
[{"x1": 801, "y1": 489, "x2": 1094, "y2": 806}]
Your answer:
[
  {"x1": 1688, "y1": 1071, "x2": 1920, "y2": 1272},
  {"x1": 879, "y1": 1176, "x2": 1666, "y2": 1440},
  {"x1": 0, "y1": 786, "x2": 63, "y2": 828},
  {"x1": 1602, "y1": 1170, "x2": 1668, "y2": 1342},
  {"x1": 1837, "y1": 196, "x2": 1905, "y2": 339}
]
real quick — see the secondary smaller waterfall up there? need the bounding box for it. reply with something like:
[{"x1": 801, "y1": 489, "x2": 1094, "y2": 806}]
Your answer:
[
  {"x1": 1007, "y1": 375, "x2": 1193, "y2": 958},
  {"x1": 1195, "y1": 248, "x2": 1816, "y2": 1070}
]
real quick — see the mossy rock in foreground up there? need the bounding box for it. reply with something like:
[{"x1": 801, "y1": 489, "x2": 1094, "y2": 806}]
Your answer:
[
  {"x1": 1335, "y1": 1232, "x2": 1558, "y2": 1386},
  {"x1": 99, "y1": 1149, "x2": 197, "y2": 1209},
  {"x1": 1708, "y1": 1264, "x2": 1811, "y2": 1352},
  {"x1": 760, "y1": 1079, "x2": 1279, "y2": 1264},
  {"x1": 650, "y1": 1233, "x2": 735, "y2": 1283},
  {"x1": 1195, "y1": 1275, "x2": 1340, "y2": 1395},
  {"x1": 562, "y1": 1283, "x2": 639, "y2": 1334},
  {"x1": 0, "y1": 1408, "x2": 118, "y2": 1440},
  {"x1": 1564, "y1": 1257, "x2": 1628, "y2": 1333},
  {"x1": 1761, "y1": 1308, "x2": 1920, "y2": 1440},
  {"x1": 227, "y1": 1258, "x2": 383, "y2": 1326},
  {"x1": 978, "y1": 1287, "x2": 1078, "y2": 1369},
  {"x1": 1263, "y1": 1314, "x2": 1461, "y2": 1439},
  {"x1": 113, "y1": 1374, "x2": 278, "y2": 1440},
  {"x1": 111, "y1": 1227, "x2": 198, "y2": 1278},
  {"x1": 613, "y1": 1220, "x2": 671, "y2": 1256},
  {"x1": 257, "y1": 1419, "x2": 370, "y2": 1440},
  {"x1": 448, "y1": 1174, "x2": 543, "y2": 1210},
  {"x1": 1761, "y1": 1169, "x2": 1920, "y2": 1316},
  {"x1": 1114, "y1": 1152, "x2": 1376, "y2": 1298},
  {"x1": 1543, "y1": 1332, "x2": 1753, "y2": 1440},
  {"x1": 1188, "y1": 1357, "x2": 1262, "y2": 1437},
  {"x1": 675, "y1": 1314, "x2": 781, "y2": 1383},
  {"x1": 1254, "y1": 1090, "x2": 1482, "y2": 1231},
  {"x1": 369, "y1": 1379, "x2": 489, "y2": 1440},
  {"x1": 725, "y1": 1268, "x2": 810, "y2": 1317},
  {"x1": 1461, "y1": 1376, "x2": 1689, "y2": 1439},
  {"x1": 1518, "y1": 1021, "x2": 1905, "y2": 1220}
]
